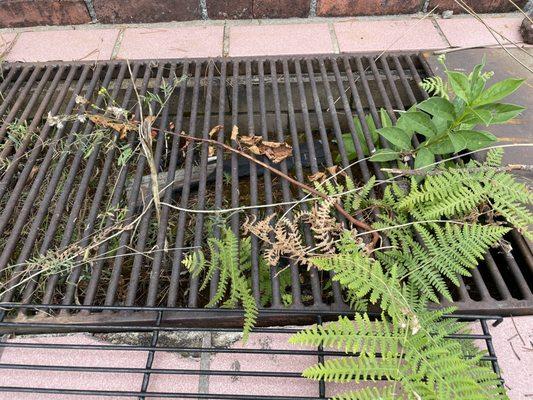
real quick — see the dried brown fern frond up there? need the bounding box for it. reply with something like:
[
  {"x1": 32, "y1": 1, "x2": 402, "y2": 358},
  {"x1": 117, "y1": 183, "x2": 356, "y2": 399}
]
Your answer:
[
  {"x1": 298, "y1": 198, "x2": 343, "y2": 255},
  {"x1": 244, "y1": 214, "x2": 310, "y2": 267}
]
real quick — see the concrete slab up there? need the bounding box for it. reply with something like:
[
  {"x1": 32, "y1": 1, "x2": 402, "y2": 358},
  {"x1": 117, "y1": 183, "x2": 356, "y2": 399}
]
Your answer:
[
  {"x1": 471, "y1": 316, "x2": 533, "y2": 400},
  {"x1": 5, "y1": 28, "x2": 119, "y2": 62},
  {"x1": 228, "y1": 23, "x2": 333, "y2": 57},
  {"x1": 334, "y1": 18, "x2": 447, "y2": 53},
  {"x1": 117, "y1": 26, "x2": 224, "y2": 60},
  {"x1": 437, "y1": 16, "x2": 525, "y2": 48}
]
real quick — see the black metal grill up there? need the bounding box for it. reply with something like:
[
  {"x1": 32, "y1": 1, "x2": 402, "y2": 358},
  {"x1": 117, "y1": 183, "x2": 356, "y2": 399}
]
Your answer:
[
  {"x1": 0, "y1": 53, "x2": 531, "y2": 324},
  {"x1": 0, "y1": 304, "x2": 503, "y2": 399}
]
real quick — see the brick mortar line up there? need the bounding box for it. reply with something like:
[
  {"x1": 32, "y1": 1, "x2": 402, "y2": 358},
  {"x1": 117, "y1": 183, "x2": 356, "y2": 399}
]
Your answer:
[
  {"x1": 110, "y1": 28, "x2": 125, "y2": 60},
  {"x1": 198, "y1": 332, "x2": 212, "y2": 395},
  {"x1": 309, "y1": 0, "x2": 318, "y2": 17},
  {"x1": 431, "y1": 18, "x2": 452, "y2": 48},
  {"x1": 328, "y1": 22, "x2": 340, "y2": 54},
  {"x1": 222, "y1": 21, "x2": 230, "y2": 57}
]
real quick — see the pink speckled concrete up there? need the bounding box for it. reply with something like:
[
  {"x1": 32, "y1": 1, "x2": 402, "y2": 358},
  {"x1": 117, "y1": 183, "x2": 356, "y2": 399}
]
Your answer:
[
  {"x1": 117, "y1": 26, "x2": 224, "y2": 60},
  {"x1": 334, "y1": 19, "x2": 447, "y2": 53},
  {"x1": 228, "y1": 24, "x2": 333, "y2": 57},
  {"x1": 471, "y1": 316, "x2": 533, "y2": 400},
  {"x1": 436, "y1": 16, "x2": 524, "y2": 48},
  {"x1": 0, "y1": 334, "x2": 147, "y2": 399},
  {"x1": 0, "y1": 33, "x2": 17, "y2": 55},
  {"x1": 6, "y1": 29, "x2": 119, "y2": 62}
]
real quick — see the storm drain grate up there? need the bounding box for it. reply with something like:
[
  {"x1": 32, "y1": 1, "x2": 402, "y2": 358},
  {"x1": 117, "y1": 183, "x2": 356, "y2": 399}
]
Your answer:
[
  {"x1": 0, "y1": 53, "x2": 531, "y2": 324},
  {"x1": 0, "y1": 305, "x2": 503, "y2": 399}
]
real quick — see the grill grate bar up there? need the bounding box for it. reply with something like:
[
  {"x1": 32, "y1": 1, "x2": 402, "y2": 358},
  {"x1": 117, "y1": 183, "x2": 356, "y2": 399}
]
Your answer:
[{"x1": 0, "y1": 55, "x2": 530, "y2": 317}]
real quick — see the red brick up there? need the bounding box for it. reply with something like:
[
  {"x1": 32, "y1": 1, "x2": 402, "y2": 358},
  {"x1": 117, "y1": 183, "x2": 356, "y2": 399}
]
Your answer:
[
  {"x1": 0, "y1": 0, "x2": 90, "y2": 28},
  {"x1": 207, "y1": 0, "x2": 253, "y2": 19},
  {"x1": 253, "y1": 0, "x2": 310, "y2": 18},
  {"x1": 427, "y1": 0, "x2": 527, "y2": 13},
  {"x1": 317, "y1": 0, "x2": 420, "y2": 17},
  {"x1": 93, "y1": 0, "x2": 200, "y2": 24}
]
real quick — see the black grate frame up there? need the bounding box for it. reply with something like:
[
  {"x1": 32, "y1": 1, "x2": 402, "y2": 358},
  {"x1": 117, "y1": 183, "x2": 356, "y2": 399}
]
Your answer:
[{"x1": 0, "y1": 53, "x2": 530, "y2": 322}]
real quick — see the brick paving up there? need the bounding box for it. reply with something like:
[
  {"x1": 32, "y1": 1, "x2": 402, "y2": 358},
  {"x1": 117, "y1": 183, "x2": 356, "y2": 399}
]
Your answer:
[{"x1": 0, "y1": 14, "x2": 528, "y2": 62}]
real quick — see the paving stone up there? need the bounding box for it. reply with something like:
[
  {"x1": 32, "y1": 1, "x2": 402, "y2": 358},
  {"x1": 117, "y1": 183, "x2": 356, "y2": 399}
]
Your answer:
[
  {"x1": 5, "y1": 28, "x2": 119, "y2": 62},
  {"x1": 117, "y1": 26, "x2": 224, "y2": 59},
  {"x1": 437, "y1": 16, "x2": 524, "y2": 47},
  {"x1": 334, "y1": 19, "x2": 447, "y2": 53},
  {"x1": 229, "y1": 23, "x2": 333, "y2": 57}
]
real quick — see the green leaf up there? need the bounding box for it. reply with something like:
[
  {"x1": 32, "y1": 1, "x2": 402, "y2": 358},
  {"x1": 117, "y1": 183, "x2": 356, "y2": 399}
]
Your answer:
[
  {"x1": 417, "y1": 97, "x2": 455, "y2": 121},
  {"x1": 474, "y1": 78, "x2": 524, "y2": 106},
  {"x1": 397, "y1": 111, "x2": 438, "y2": 138},
  {"x1": 339, "y1": 133, "x2": 361, "y2": 161},
  {"x1": 427, "y1": 137, "x2": 455, "y2": 155},
  {"x1": 448, "y1": 132, "x2": 467, "y2": 153},
  {"x1": 369, "y1": 149, "x2": 400, "y2": 162},
  {"x1": 469, "y1": 107, "x2": 493, "y2": 125},
  {"x1": 455, "y1": 130, "x2": 497, "y2": 151},
  {"x1": 376, "y1": 127, "x2": 412, "y2": 150},
  {"x1": 414, "y1": 147, "x2": 435, "y2": 171},
  {"x1": 446, "y1": 71, "x2": 470, "y2": 102},
  {"x1": 475, "y1": 103, "x2": 525, "y2": 125},
  {"x1": 432, "y1": 115, "x2": 450, "y2": 134},
  {"x1": 379, "y1": 108, "x2": 392, "y2": 128}
]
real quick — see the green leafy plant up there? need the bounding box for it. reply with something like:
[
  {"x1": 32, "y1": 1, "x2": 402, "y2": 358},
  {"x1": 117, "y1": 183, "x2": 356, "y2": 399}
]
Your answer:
[
  {"x1": 180, "y1": 58, "x2": 530, "y2": 399},
  {"x1": 183, "y1": 227, "x2": 258, "y2": 342},
  {"x1": 349, "y1": 57, "x2": 525, "y2": 172}
]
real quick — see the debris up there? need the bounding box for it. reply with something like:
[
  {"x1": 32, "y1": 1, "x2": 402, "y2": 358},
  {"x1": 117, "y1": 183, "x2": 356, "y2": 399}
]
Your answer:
[
  {"x1": 238, "y1": 134, "x2": 292, "y2": 163},
  {"x1": 87, "y1": 114, "x2": 138, "y2": 140},
  {"x1": 231, "y1": 125, "x2": 239, "y2": 141},
  {"x1": 442, "y1": 10, "x2": 453, "y2": 19},
  {"x1": 520, "y1": 13, "x2": 533, "y2": 44},
  {"x1": 308, "y1": 171, "x2": 326, "y2": 182},
  {"x1": 208, "y1": 125, "x2": 223, "y2": 138}
]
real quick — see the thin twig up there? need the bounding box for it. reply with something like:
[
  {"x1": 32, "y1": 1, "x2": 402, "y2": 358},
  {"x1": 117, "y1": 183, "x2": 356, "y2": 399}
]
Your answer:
[
  {"x1": 382, "y1": 164, "x2": 533, "y2": 176},
  {"x1": 507, "y1": 0, "x2": 533, "y2": 23},
  {"x1": 454, "y1": 0, "x2": 533, "y2": 73}
]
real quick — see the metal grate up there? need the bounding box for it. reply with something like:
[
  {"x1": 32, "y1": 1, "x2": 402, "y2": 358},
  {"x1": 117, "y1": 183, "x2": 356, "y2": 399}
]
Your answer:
[
  {"x1": 0, "y1": 54, "x2": 531, "y2": 323},
  {"x1": 0, "y1": 304, "x2": 503, "y2": 399}
]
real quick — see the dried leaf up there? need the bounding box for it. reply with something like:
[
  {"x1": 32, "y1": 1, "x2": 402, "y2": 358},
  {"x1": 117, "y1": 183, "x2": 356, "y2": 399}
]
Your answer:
[
  {"x1": 261, "y1": 142, "x2": 292, "y2": 163},
  {"x1": 209, "y1": 125, "x2": 223, "y2": 138},
  {"x1": 208, "y1": 145, "x2": 216, "y2": 157},
  {"x1": 231, "y1": 125, "x2": 239, "y2": 141},
  {"x1": 145, "y1": 115, "x2": 157, "y2": 125},
  {"x1": 309, "y1": 171, "x2": 326, "y2": 182},
  {"x1": 248, "y1": 145, "x2": 262, "y2": 155},
  {"x1": 326, "y1": 166, "x2": 338, "y2": 175},
  {"x1": 88, "y1": 114, "x2": 138, "y2": 140},
  {"x1": 240, "y1": 135, "x2": 262, "y2": 146},
  {"x1": 239, "y1": 135, "x2": 292, "y2": 163}
]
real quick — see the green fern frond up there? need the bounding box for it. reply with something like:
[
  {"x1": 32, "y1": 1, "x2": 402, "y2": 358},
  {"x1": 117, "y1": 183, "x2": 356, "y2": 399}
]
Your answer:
[
  {"x1": 302, "y1": 355, "x2": 401, "y2": 383},
  {"x1": 484, "y1": 148, "x2": 504, "y2": 167},
  {"x1": 420, "y1": 76, "x2": 449, "y2": 100},
  {"x1": 289, "y1": 314, "x2": 402, "y2": 356},
  {"x1": 184, "y1": 228, "x2": 258, "y2": 343}
]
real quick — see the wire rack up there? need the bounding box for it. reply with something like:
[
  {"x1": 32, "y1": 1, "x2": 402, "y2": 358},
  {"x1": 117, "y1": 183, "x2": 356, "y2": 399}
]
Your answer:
[{"x1": 0, "y1": 304, "x2": 503, "y2": 399}]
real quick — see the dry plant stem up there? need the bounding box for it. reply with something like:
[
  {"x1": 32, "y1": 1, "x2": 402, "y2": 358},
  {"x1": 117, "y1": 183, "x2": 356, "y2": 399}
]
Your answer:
[
  {"x1": 382, "y1": 164, "x2": 533, "y2": 176},
  {"x1": 164, "y1": 129, "x2": 380, "y2": 247}
]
